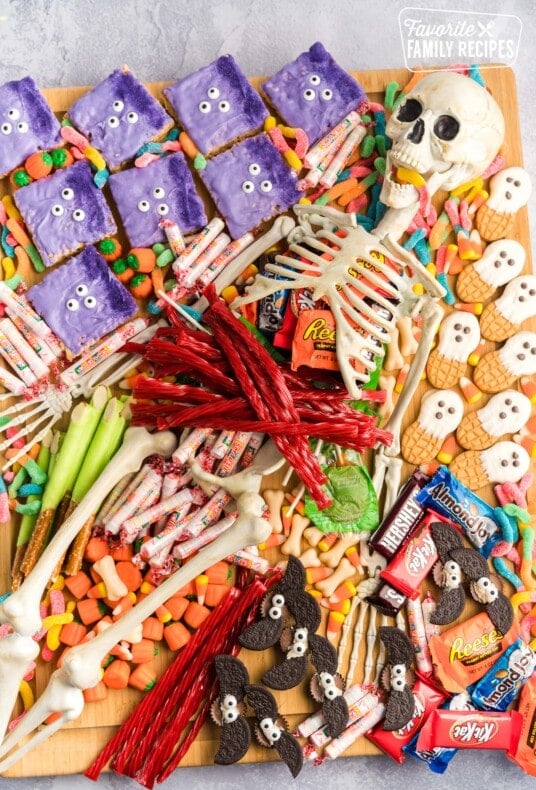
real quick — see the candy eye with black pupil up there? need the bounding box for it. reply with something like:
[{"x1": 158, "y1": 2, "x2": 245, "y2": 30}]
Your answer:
[
  {"x1": 72, "y1": 209, "x2": 85, "y2": 222},
  {"x1": 303, "y1": 89, "x2": 315, "y2": 101},
  {"x1": 207, "y1": 86, "x2": 220, "y2": 99},
  {"x1": 309, "y1": 74, "x2": 321, "y2": 85},
  {"x1": 108, "y1": 116, "x2": 120, "y2": 128}
]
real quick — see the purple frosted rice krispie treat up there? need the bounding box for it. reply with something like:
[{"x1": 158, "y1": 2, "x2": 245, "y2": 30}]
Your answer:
[
  {"x1": 199, "y1": 132, "x2": 299, "y2": 239},
  {"x1": 163, "y1": 55, "x2": 268, "y2": 155},
  {"x1": 108, "y1": 151, "x2": 206, "y2": 248},
  {"x1": 14, "y1": 160, "x2": 117, "y2": 267},
  {"x1": 0, "y1": 76, "x2": 61, "y2": 176},
  {"x1": 262, "y1": 42, "x2": 367, "y2": 145},
  {"x1": 67, "y1": 68, "x2": 173, "y2": 169},
  {"x1": 28, "y1": 245, "x2": 137, "y2": 355}
]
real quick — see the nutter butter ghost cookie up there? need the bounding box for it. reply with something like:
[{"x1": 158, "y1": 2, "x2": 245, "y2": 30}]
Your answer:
[
  {"x1": 449, "y1": 441, "x2": 530, "y2": 490},
  {"x1": 476, "y1": 166, "x2": 532, "y2": 241},
  {"x1": 456, "y1": 390, "x2": 532, "y2": 450},
  {"x1": 480, "y1": 275, "x2": 536, "y2": 342},
  {"x1": 426, "y1": 312, "x2": 480, "y2": 389},
  {"x1": 455, "y1": 239, "x2": 525, "y2": 303},
  {"x1": 401, "y1": 389, "x2": 464, "y2": 465},
  {"x1": 473, "y1": 331, "x2": 536, "y2": 393}
]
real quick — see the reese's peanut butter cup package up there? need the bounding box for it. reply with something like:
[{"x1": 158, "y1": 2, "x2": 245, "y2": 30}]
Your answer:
[{"x1": 428, "y1": 610, "x2": 519, "y2": 694}]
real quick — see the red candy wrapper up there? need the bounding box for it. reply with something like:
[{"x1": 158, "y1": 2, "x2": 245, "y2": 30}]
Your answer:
[
  {"x1": 366, "y1": 676, "x2": 449, "y2": 763},
  {"x1": 428, "y1": 610, "x2": 519, "y2": 695},
  {"x1": 510, "y1": 675, "x2": 536, "y2": 776},
  {"x1": 416, "y1": 709, "x2": 523, "y2": 753},
  {"x1": 379, "y1": 512, "x2": 441, "y2": 599}
]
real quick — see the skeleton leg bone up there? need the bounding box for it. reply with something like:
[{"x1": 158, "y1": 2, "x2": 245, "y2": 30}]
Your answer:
[{"x1": 0, "y1": 442, "x2": 284, "y2": 770}]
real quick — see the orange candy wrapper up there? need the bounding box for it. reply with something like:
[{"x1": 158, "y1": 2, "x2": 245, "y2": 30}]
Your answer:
[
  {"x1": 292, "y1": 308, "x2": 338, "y2": 371},
  {"x1": 510, "y1": 675, "x2": 536, "y2": 776},
  {"x1": 428, "y1": 611, "x2": 518, "y2": 694}
]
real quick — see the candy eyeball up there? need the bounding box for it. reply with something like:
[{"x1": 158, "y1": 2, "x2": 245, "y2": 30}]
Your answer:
[
  {"x1": 221, "y1": 693, "x2": 237, "y2": 709},
  {"x1": 218, "y1": 100, "x2": 230, "y2": 113},
  {"x1": 156, "y1": 203, "x2": 169, "y2": 216},
  {"x1": 242, "y1": 180, "x2": 255, "y2": 193},
  {"x1": 294, "y1": 627, "x2": 307, "y2": 642},
  {"x1": 1, "y1": 121, "x2": 12, "y2": 135},
  {"x1": 62, "y1": 187, "x2": 74, "y2": 201},
  {"x1": 153, "y1": 187, "x2": 165, "y2": 198},
  {"x1": 51, "y1": 204, "x2": 64, "y2": 217},
  {"x1": 272, "y1": 594, "x2": 285, "y2": 608},
  {"x1": 473, "y1": 576, "x2": 498, "y2": 604},
  {"x1": 7, "y1": 108, "x2": 20, "y2": 120},
  {"x1": 207, "y1": 86, "x2": 220, "y2": 99},
  {"x1": 66, "y1": 298, "x2": 79, "y2": 311},
  {"x1": 248, "y1": 163, "x2": 261, "y2": 176},
  {"x1": 75, "y1": 284, "x2": 88, "y2": 296},
  {"x1": 199, "y1": 100, "x2": 211, "y2": 113},
  {"x1": 17, "y1": 121, "x2": 28, "y2": 133},
  {"x1": 309, "y1": 74, "x2": 321, "y2": 85},
  {"x1": 113, "y1": 99, "x2": 124, "y2": 112},
  {"x1": 303, "y1": 88, "x2": 315, "y2": 101},
  {"x1": 321, "y1": 88, "x2": 333, "y2": 100},
  {"x1": 268, "y1": 605, "x2": 282, "y2": 620},
  {"x1": 72, "y1": 209, "x2": 86, "y2": 222},
  {"x1": 443, "y1": 560, "x2": 461, "y2": 588},
  {"x1": 260, "y1": 180, "x2": 272, "y2": 192},
  {"x1": 84, "y1": 295, "x2": 97, "y2": 308},
  {"x1": 126, "y1": 111, "x2": 138, "y2": 124},
  {"x1": 138, "y1": 199, "x2": 150, "y2": 212},
  {"x1": 108, "y1": 116, "x2": 120, "y2": 128}
]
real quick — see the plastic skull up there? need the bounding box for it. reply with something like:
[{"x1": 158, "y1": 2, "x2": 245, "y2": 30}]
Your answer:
[{"x1": 382, "y1": 71, "x2": 505, "y2": 208}]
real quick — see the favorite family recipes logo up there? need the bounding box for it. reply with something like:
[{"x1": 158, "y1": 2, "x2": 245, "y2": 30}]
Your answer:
[{"x1": 399, "y1": 8, "x2": 521, "y2": 70}]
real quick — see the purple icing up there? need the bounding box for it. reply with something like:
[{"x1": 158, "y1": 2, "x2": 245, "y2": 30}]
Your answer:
[
  {"x1": 200, "y1": 133, "x2": 299, "y2": 239},
  {"x1": 14, "y1": 160, "x2": 117, "y2": 267},
  {"x1": 0, "y1": 76, "x2": 61, "y2": 175},
  {"x1": 68, "y1": 69, "x2": 172, "y2": 168},
  {"x1": 108, "y1": 152, "x2": 206, "y2": 247},
  {"x1": 262, "y1": 42, "x2": 367, "y2": 145},
  {"x1": 28, "y1": 245, "x2": 137, "y2": 355},
  {"x1": 163, "y1": 55, "x2": 268, "y2": 155}
]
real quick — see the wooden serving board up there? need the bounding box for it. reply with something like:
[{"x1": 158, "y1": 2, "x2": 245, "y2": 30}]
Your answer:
[{"x1": 0, "y1": 65, "x2": 534, "y2": 779}]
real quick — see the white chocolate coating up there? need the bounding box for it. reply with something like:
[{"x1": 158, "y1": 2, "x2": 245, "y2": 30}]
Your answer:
[
  {"x1": 487, "y1": 166, "x2": 532, "y2": 212},
  {"x1": 436, "y1": 311, "x2": 480, "y2": 362},
  {"x1": 477, "y1": 389, "x2": 532, "y2": 436},
  {"x1": 499, "y1": 331, "x2": 536, "y2": 376},
  {"x1": 417, "y1": 388, "x2": 464, "y2": 438},
  {"x1": 493, "y1": 275, "x2": 536, "y2": 323},
  {"x1": 480, "y1": 441, "x2": 530, "y2": 483},
  {"x1": 474, "y1": 239, "x2": 525, "y2": 287}
]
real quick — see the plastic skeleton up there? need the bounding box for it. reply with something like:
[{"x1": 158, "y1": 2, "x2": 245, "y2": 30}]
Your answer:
[
  {"x1": 237, "y1": 71, "x2": 505, "y2": 690},
  {"x1": 0, "y1": 439, "x2": 284, "y2": 771},
  {"x1": 235, "y1": 70, "x2": 505, "y2": 518},
  {"x1": 0, "y1": 300, "x2": 162, "y2": 469},
  {"x1": 0, "y1": 427, "x2": 177, "y2": 745}
]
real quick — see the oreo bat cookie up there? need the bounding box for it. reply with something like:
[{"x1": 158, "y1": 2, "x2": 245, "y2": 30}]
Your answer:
[
  {"x1": 211, "y1": 655, "x2": 251, "y2": 765},
  {"x1": 245, "y1": 684, "x2": 303, "y2": 778},
  {"x1": 308, "y1": 633, "x2": 348, "y2": 738},
  {"x1": 238, "y1": 556, "x2": 310, "y2": 650},
  {"x1": 430, "y1": 521, "x2": 467, "y2": 626},
  {"x1": 449, "y1": 546, "x2": 514, "y2": 634},
  {"x1": 261, "y1": 590, "x2": 321, "y2": 689},
  {"x1": 379, "y1": 626, "x2": 415, "y2": 731}
]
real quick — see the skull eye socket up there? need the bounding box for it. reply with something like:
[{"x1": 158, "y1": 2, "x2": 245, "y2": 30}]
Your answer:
[
  {"x1": 397, "y1": 98, "x2": 422, "y2": 122},
  {"x1": 433, "y1": 115, "x2": 460, "y2": 141}
]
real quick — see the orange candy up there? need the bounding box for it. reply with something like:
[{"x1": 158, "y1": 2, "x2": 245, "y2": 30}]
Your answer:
[{"x1": 164, "y1": 621, "x2": 191, "y2": 651}]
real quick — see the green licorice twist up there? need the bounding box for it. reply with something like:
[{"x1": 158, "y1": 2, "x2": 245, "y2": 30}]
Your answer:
[
  {"x1": 40, "y1": 387, "x2": 109, "y2": 511},
  {"x1": 70, "y1": 396, "x2": 129, "y2": 504}
]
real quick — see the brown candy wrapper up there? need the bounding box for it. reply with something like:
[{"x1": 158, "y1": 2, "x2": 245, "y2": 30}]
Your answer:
[{"x1": 428, "y1": 610, "x2": 518, "y2": 694}]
